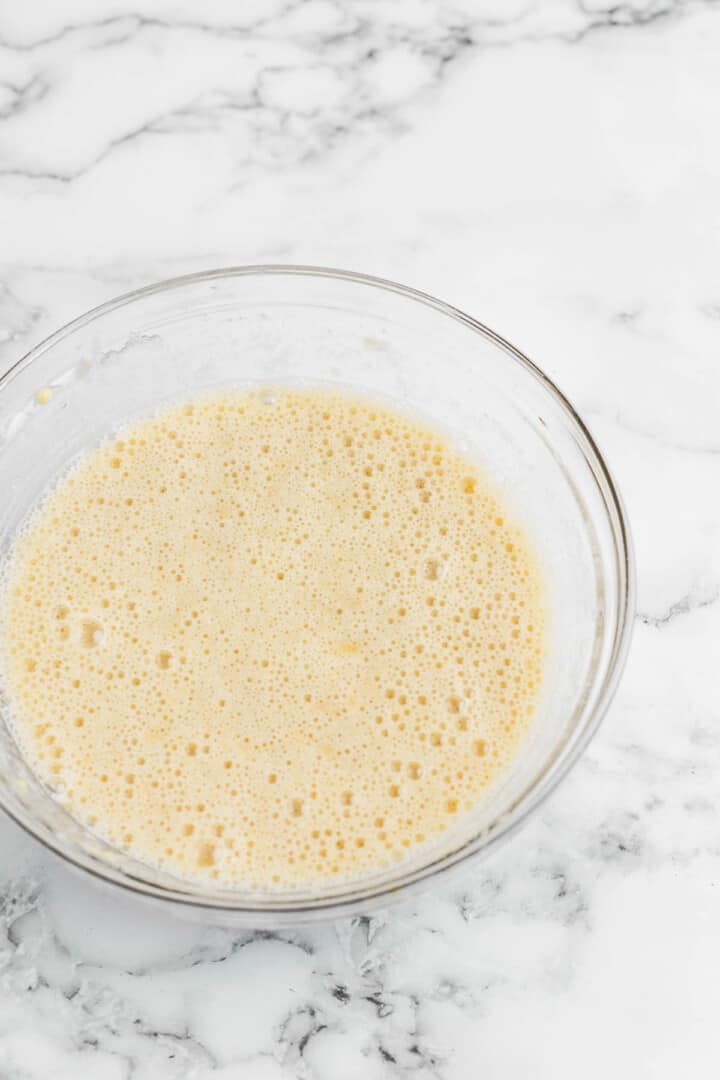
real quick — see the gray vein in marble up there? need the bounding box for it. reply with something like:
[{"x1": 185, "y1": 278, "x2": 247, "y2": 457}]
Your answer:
[
  {"x1": 0, "y1": 75, "x2": 48, "y2": 120},
  {"x1": 0, "y1": 13, "x2": 280, "y2": 52},
  {"x1": 586, "y1": 809, "x2": 645, "y2": 863},
  {"x1": 637, "y1": 582, "x2": 719, "y2": 627},
  {"x1": 568, "y1": 0, "x2": 718, "y2": 39},
  {"x1": 124, "y1": 928, "x2": 315, "y2": 978},
  {"x1": 0, "y1": 106, "x2": 221, "y2": 184},
  {"x1": 277, "y1": 1003, "x2": 329, "y2": 1066},
  {"x1": 456, "y1": 859, "x2": 589, "y2": 928}
]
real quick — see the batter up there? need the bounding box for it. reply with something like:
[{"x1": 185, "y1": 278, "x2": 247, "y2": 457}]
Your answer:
[{"x1": 0, "y1": 388, "x2": 545, "y2": 888}]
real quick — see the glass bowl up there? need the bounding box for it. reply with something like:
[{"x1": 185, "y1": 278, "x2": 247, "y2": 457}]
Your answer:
[{"x1": 0, "y1": 266, "x2": 633, "y2": 926}]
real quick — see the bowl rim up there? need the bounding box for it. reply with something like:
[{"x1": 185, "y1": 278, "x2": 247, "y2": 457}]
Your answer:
[{"x1": 0, "y1": 264, "x2": 635, "y2": 921}]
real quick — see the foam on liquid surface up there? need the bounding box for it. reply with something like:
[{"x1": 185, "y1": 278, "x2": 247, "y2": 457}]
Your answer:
[{"x1": 0, "y1": 388, "x2": 545, "y2": 888}]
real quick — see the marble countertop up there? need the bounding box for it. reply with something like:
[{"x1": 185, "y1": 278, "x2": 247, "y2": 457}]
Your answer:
[{"x1": 1, "y1": 1, "x2": 719, "y2": 1076}]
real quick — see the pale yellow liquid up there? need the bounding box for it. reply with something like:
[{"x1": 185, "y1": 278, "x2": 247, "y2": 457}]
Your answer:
[{"x1": 0, "y1": 388, "x2": 545, "y2": 888}]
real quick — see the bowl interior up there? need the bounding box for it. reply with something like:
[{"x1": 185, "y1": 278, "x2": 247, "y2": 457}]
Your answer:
[{"x1": 0, "y1": 268, "x2": 630, "y2": 922}]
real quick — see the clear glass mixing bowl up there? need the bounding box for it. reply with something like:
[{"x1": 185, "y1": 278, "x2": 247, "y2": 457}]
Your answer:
[{"x1": 0, "y1": 267, "x2": 633, "y2": 925}]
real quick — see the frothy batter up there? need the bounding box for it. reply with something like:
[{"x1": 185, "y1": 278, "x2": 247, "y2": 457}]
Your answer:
[{"x1": 0, "y1": 388, "x2": 545, "y2": 888}]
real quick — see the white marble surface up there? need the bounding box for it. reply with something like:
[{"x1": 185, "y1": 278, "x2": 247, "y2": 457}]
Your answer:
[{"x1": 1, "y1": 1, "x2": 719, "y2": 1076}]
